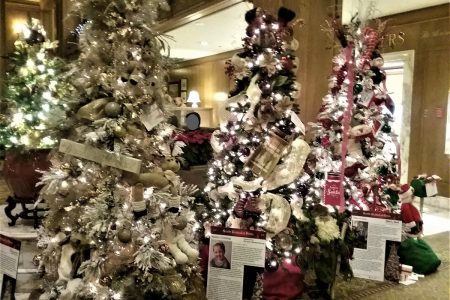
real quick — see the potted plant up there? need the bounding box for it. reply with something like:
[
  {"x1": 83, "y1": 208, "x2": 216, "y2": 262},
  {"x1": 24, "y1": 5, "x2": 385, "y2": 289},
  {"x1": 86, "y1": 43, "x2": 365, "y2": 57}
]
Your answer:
[
  {"x1": 174, "y1": 129, "x2": 213, "y2": 188},
  {"x1": 0, "y1": 19, "x2": 72, "y2": 226}
]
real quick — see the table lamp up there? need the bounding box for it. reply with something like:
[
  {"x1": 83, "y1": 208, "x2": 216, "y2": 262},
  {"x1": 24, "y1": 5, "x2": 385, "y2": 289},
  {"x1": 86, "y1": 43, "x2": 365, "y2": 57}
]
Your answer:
[{"x1": 187, "y1": 90, "x2": 200, "y2": 108}]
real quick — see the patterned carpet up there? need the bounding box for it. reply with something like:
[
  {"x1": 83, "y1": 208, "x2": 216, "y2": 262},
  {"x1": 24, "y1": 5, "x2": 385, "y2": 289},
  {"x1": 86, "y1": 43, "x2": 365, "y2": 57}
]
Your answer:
[{"x1": 334, "y1": 231, "x2": 450, "y2": 300}]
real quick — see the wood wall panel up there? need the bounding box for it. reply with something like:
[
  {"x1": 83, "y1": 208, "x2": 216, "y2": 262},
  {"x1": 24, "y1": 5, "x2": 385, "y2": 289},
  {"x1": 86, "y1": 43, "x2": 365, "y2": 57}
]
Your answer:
[
  {"x1": 0, "y1": 0, "x2": 6, "y2": 96},
  {"x1": 252, "y1": 0, "x2": 337, "y2": 123},
  {"x1": 380, "y1": 4, "x2": 449, "y2": 196}
]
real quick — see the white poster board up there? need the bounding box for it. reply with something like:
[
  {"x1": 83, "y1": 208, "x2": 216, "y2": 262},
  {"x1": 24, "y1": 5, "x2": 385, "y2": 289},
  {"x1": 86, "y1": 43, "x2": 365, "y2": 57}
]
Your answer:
[
  {"x1": 0, "y1": 234, "x2": 21, "y2": 300},
  {"x1": 350, "y1": 211, "x2": 402, "y2": 281},
  {"x1": 207, "y1": 227, "x2": 266, "y2": 300}
]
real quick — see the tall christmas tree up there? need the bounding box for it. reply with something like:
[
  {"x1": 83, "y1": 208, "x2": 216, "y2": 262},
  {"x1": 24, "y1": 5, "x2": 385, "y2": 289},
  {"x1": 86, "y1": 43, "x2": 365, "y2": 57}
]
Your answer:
[
  {"x1": 305, "y1": 13, "x2": 398, "y2": 212},
  {"x1": 35, "y1": 0, "x2": 203, "y2": 298},
  {"x1": 201, "y1": 7, "x2": 353, "y2": 299},
  {"x1": 0, "y1": 18, "x2": 72, "y2": 155}
]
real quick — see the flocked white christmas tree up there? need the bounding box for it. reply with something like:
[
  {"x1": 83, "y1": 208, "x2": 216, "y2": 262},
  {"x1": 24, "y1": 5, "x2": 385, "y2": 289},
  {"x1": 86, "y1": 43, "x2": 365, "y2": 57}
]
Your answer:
[{"x1": 35, "y1": 1, "x2": 204, "y2": 298}]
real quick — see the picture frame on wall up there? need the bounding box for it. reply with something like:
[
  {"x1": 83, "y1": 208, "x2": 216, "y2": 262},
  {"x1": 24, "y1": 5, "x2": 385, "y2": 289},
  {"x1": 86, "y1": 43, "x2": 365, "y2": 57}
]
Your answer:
[
  {"x1": 180, "y1": 78, "x2": 187, "y2": 91},
  {"x1": 168, "y1": 81, "x2": 180, "y2": 98},
  {"x1": 180, "y1": 91, "x2": 187, "y2": 101}
]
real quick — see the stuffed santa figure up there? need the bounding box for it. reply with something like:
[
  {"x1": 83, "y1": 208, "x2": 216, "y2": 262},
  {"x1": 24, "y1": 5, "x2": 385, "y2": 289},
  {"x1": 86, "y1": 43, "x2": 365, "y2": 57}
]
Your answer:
[{"x1": 399, "y1": 184, "x2": 423, "y2": 235}]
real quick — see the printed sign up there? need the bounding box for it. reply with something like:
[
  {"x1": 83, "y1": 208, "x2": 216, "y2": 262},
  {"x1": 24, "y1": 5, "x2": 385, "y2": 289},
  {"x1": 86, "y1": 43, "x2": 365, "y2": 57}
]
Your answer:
[
  {"x1": 207, "y1": 227, "x2": 266, "y2": 300},
  {"x1": 0, "y1": 234, "x2": 21, "y2": 300},
  {"x1": 350, "y1": 211, "x2": 402, "y2": 281}
]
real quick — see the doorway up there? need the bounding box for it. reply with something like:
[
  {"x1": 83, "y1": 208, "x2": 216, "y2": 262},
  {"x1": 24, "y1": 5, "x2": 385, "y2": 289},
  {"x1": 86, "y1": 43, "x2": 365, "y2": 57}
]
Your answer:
[{"x1": 382, "y1": 50, "x2": 415, "y2": 183}]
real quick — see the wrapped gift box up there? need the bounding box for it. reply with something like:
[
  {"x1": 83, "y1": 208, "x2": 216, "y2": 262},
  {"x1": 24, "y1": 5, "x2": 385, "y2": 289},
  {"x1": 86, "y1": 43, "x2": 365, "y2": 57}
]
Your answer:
[
  {"x1": 410, "y1": 178, "x2": 427, "y2": 197},
  {"x1": 425, "y1": 182, "x2": 438, "y2": 197}
]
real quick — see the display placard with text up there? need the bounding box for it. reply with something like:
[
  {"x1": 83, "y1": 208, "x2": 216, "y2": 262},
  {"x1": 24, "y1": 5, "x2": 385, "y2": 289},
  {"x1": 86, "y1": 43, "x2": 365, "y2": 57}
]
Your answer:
[
  {"x1": 207, "y1": 227, "x2": 266, "y2": 300},
  {"x1": 350, "y1": 211, "x2": 401, "y2": 281},
  {"x1": 0, "y1": 234, "x2": 21, "y2": 300}
]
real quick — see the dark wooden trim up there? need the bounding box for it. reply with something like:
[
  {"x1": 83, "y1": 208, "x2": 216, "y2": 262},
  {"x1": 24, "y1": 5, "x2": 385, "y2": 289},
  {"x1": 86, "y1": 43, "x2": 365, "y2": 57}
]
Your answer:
[
  {"x1": 175, "y1": 49, "x2": 241, "y2": 68},
  {"x1": 157, "y1": 0, "x2": 243, "y2": 32},
  {"x1": 0, "y1": 0, "x2": 5, "y2": 96},
  {"x1": 379, "y1": 4, "x2": 449, "y2": 26},
  {"x1": 5, "y1": 0, "x2": 40, "y2": 7},
  {"x1": 55, "y1": 0, "x2": 63, "y2": 56}
]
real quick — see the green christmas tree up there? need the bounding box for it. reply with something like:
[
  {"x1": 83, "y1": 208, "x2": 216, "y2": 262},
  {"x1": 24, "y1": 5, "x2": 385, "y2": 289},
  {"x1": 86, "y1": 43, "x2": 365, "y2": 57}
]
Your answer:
[
  {"x1": 35, "y1": 0, "x2": 203, "y2": 298},
  {"x1": 0, "y1": 18, "x2": 72, "y2": 155}
]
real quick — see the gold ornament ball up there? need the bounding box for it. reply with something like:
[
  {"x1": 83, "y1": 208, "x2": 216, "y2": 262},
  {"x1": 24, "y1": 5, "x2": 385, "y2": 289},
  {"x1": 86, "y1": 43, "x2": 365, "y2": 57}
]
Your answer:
[
  {"x1": 114, "y1": 125, "x2": 127, "y2": 138},
  {"x1": 172, "y1": 215, "x2": 188, "y2": 230},
  {"x1": 104, "y1": 102, "x2": 122, "y2": 117},
  {"x1": 168, "y1": 278, "x2": 186, "y2": 295},
  {"x1": 118, "y1": 228, "x2": 132, "y2": 243}
]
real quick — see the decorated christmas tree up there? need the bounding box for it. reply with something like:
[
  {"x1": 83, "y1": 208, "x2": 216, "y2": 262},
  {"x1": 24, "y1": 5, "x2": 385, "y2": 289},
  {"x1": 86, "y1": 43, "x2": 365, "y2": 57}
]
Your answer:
[
  {"x1": 299, "y1": 12, "x2": 401, "y2": 297},
  {"x1": 0, "y1": 18, "x2": 72, "y2": 155},
  {"x1": 200, "y1": 7, "x2": 353, "y2": 299},
  {"x1": 35, "y1": 0, "x2": 203, "y2": 298},
  {"x1": 305, "y1": 13, "x2": 399, "y2": 212}
]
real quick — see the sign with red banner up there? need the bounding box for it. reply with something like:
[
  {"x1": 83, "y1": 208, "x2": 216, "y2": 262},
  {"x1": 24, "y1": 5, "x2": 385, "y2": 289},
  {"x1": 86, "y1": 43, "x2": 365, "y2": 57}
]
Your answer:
[{"x1": 324, "y1": 172, "x2": 342, "y2": 206}]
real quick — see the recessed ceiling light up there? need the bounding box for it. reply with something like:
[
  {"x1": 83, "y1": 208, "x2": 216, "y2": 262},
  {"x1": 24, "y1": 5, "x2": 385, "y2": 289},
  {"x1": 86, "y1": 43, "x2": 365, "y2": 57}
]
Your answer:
[{"x1": 200, "y1": 41, "x2": 208, "y2": 46}]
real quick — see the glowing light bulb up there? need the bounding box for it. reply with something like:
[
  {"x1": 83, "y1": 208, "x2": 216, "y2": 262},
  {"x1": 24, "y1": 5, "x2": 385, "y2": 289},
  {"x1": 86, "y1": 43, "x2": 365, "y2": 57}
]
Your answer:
[
  {"x1": 11, "y1": 112, "x2": 24, "y2": 127},
  {"x1": 20, "y1": 135, "x2": 30, "y2": 145},
  {"x1": 26, "y1": 59, "x2": 35, "y2": 69},
  {"x1": 42, "y1": 91, "x2": 52, "y2": 100},
  {"x1": 41, "y1": 136, "x2": 54, "y2": 146},
  {"x1": 42, "y1": 103, "x2": 50, "y2": 112}
]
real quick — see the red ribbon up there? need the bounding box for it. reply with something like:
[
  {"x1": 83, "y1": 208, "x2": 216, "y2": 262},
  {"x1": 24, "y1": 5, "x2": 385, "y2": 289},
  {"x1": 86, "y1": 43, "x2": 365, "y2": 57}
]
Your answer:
[
  {"x1": 338, "y1": 46, "x2": 355, "y2": 212},
  {"x1": 360, "y1": 27, "x2": 378, "y2": 69}
]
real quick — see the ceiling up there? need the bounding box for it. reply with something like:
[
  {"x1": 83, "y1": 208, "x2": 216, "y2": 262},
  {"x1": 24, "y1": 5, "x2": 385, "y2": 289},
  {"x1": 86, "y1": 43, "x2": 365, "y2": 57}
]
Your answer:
[
  {"x1": 165, "y1": 1, "x2": 253, "y2": 61},
  {"x1": 166, "y1": 0, "x2": 448, "y2": 61}
]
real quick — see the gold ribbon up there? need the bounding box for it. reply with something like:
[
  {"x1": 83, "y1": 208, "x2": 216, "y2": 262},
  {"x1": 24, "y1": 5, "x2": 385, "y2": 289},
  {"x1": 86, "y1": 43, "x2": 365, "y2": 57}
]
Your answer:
[{"x1": 76, "y1": 98, "x2": 110, "y2": 121}]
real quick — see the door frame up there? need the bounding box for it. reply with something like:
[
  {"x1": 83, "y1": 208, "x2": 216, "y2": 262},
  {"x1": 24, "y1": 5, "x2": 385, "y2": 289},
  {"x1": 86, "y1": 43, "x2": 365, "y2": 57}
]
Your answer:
[{"x1": 383, "y1": 50, "x2": 415, "y2": 183}]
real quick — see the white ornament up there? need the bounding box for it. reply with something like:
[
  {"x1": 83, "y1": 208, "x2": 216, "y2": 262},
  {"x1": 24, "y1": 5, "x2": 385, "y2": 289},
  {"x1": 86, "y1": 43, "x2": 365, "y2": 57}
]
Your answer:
[
  {"x1": 226, "y1": 215, "x2": 243, "y2": 229},
  {"x1": 161, "y1": 218, "x2": 199, "y2": 265},
  {"x1": 264, "y1": 138, "x2": 310, "y2": 190},
  {"x1": 210, "y1": 130, "x2": 223, "y2": 153},
  {"x1": 58, "y1": 243, "x2": 76, "y2": 281},
  {"x1": 258, "y1": 193, "x2": 291, "y2": 238},
  {"x1": 243, "y1": 74, "x2": 262, "y2": 120},
  {"x1": 347, "y1": 138, "x2": 363, "y2": 159},
  {"x1": 217, "y1": 181, "x2": 239, "y2": 200},
  {"x1": 290, "y1": 196, "x2": 306, "y2": 221},
  {"x1": 231, "y1": 176, "x2": 263, "y2": 192}
]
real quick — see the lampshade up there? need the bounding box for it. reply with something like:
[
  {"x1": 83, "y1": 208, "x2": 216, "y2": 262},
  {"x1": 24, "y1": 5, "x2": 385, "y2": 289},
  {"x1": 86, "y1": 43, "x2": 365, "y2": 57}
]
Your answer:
[{"x1": 187, "y1": 90, "x2": 200, "y2": 108}]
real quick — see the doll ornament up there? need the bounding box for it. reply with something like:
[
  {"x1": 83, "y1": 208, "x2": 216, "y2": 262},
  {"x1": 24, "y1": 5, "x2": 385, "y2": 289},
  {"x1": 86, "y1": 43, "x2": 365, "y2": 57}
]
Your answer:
[
  {"x1": 399, "y1": 184, "x2": 423, "y2": 236},
  {"x1": 161, "y1": 213, "x2": 199, "y2": 264}
]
